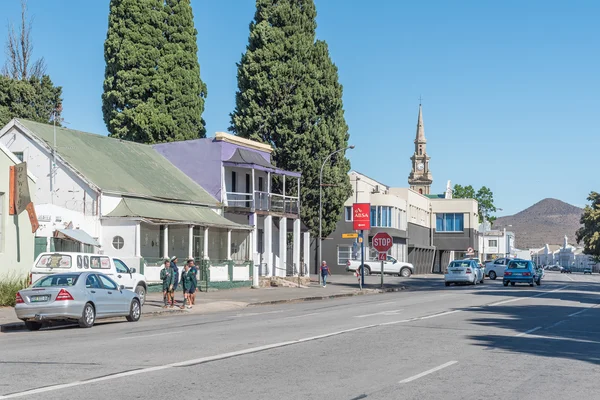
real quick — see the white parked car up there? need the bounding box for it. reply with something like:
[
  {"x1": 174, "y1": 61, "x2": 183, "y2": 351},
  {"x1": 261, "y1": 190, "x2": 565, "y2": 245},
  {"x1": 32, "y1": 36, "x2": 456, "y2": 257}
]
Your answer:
[
  {"x1": 485, "y1": 257, "x2": 511, "y2": 280},
  {"x1": 444, "y1": 260, "x2": 484, "y2": 286},
  {"x1": 346, "y1": 256, "x2": 414, "y2": 277},
  {"x1": 30, "y1": 252, "x2": 148, "y2": 305}
]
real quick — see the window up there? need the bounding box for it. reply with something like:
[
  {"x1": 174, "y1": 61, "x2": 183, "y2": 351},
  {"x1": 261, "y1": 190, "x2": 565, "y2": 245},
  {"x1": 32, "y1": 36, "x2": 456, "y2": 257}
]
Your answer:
[
  {"x1": 33, "y1": 274, "x2": 79, "y2": 287},
  {"x1": 344, "y1": 206, "x2": 352, "y2": 221},
  {"x1": 114, "y1": 259, "x2": 129, "y2": 274},
  {"x1": 370, "y1": 206, "x2": 392, "y2": 227},
  {"x1": 90, "y1": 256, "x2": 110, "y2": 269},
  {"x1": 98, "y1": 275, "x2": 118, "y2": 290},
  {"x1": 258, "y1": 177, "x2": 264, "y2": 192},
  {"x1": 36, "y1": 254, "x2": 72, "y2": 268},
  {"x1": 337, "y1": 245, "x2": 352, "y2": 265},
  {"x1": 488, "y1": 240, "x2": 498, "y2": 247},
  {"x1": 112, "y1": 236, "x2": 124, "y2": 250},
  {"x1": 231, "y1": 171, "x2": 237, "y2": 192},
  {"x1": 435, "y1": 213, "x2": 464, "y2": 232},
  {"x1": 13, "y1": 152, "x2": 24, "y2": 162},
  {"x1": 86, "y1": 274, "x2": 101, "y2": 289}
]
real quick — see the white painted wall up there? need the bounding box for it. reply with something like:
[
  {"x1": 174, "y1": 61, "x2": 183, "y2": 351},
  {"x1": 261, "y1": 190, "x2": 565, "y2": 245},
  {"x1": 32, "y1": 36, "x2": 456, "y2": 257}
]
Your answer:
[
  {"x1": 35, "y1": 203, "x2": 101, "y2": 239},
  {"x1": 100, "y1": 194, "x2": 123, "y2": 216},
  {"x1": 0, "y1": 151, "x2": 36, "y2": 279},
  {"x1": 101, "y1": 219, "x2": 137, "y2": 268}
]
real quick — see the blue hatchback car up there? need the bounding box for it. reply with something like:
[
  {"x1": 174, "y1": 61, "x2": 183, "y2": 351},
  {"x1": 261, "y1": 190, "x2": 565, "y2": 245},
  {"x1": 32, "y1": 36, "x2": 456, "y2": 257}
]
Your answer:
[{"x1": 503, "y1": 259, "x2": 542, "y2": 287}]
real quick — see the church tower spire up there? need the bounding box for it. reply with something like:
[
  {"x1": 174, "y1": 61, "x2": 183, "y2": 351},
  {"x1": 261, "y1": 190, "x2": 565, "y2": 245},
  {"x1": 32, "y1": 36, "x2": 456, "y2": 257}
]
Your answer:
[{"x1": 408, "y1": 102, "x2": 433, "y2": 195}]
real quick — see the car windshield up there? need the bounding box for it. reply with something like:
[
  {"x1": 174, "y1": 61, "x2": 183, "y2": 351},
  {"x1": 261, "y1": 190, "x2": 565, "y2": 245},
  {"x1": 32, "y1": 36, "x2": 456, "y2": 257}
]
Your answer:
[
  {"x1": 450, "y1": 261, "x2": 471, "y2": 268},
  {"x1": 508, "y1": 260, "x2": 531, "y2": 269},
  {"x1": 33, "y1": 274, "x2": 79, "y2": 287},
  {"x1": 35, "y1": 254, "x2": 72, "y2": 269}
]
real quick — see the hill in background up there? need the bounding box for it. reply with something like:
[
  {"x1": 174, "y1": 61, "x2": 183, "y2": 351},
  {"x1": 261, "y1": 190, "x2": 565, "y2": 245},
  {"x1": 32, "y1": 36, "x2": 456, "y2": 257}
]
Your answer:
[{"x1": 493, "y1": 198, "x2": 583, "y2": 249}]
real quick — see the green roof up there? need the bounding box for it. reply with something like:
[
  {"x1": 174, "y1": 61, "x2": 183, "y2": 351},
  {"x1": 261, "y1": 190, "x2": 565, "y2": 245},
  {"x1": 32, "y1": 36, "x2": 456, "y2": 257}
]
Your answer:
[
  {"x1": 15, "y1": 119, "x2": 217, "y2": 205},
  {"x1": 424, "y1": 194, "x2": 445, "y2": 199},
  {"x1": 106, "y1": 197, "x2": 251, "y2": 230}
]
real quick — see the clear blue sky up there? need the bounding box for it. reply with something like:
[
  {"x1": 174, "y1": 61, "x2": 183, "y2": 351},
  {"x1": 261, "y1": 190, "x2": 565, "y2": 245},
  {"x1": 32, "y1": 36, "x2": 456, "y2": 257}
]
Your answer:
[{"x1": 1, "y1": 0, "x2": 598, "y2": 216}]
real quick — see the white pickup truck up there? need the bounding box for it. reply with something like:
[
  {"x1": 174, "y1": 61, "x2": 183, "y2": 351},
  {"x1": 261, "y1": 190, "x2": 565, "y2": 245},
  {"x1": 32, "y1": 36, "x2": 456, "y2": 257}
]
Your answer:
[{"x1": 346, "y1": 256, "x2": 414, "y2": 277}]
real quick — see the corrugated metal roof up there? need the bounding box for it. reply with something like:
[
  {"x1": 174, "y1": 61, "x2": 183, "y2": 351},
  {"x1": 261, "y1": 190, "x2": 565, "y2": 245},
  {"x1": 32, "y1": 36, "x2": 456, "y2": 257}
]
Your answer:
[
  {"x1": 105, "y1": 197, "x2": 251, "y2": 230},
  {"x1": 15, "y1": 119, "x2": 217, "y2": 205},
  {"x1": 55, "y1": 229, "x2": 100, "y2": 246}
]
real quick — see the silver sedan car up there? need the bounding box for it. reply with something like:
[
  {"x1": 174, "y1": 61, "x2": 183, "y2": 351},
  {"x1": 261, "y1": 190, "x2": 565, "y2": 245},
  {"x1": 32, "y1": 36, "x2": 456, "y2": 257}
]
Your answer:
[{"x1": 15, "y1": 272, "x2": 141, "y2": 331}]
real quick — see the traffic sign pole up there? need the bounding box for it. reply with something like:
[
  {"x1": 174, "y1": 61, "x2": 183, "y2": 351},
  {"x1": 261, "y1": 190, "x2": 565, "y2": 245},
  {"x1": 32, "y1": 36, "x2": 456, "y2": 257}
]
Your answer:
[
  {"x1": 360, "y1": 230, "x2": 365, "y2": 287},
  {"x1": 381, "y1": 255, "x2": 384, "y2": 288}
]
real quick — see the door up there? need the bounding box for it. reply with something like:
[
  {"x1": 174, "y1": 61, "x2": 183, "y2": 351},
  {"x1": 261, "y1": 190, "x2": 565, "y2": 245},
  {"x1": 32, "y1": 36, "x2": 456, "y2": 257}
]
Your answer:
[
  {"x1": 98, "y1": 274, "x2": 126, "y2": 314},
  {"x1": 113, "y1": 259, "x2": 136, "y2": 290},
  {"x1": 85, "y1": 274, "x2": 109, "y2": 317}
]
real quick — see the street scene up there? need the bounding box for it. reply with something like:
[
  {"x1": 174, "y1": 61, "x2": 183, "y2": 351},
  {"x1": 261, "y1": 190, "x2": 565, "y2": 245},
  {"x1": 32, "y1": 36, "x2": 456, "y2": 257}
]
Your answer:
[
  {"x1": 1, "y1": 0, "x2": 599, "y2": 399},
  {"x1": 1, "y1": 272, "x2": 599, "y2": 399}
]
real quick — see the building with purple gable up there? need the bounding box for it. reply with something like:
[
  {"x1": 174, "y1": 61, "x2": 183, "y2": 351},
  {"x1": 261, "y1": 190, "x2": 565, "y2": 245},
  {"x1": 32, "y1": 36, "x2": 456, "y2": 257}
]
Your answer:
[{"x1": 154, "y1": 132, "x2": 310, "y2": 278}]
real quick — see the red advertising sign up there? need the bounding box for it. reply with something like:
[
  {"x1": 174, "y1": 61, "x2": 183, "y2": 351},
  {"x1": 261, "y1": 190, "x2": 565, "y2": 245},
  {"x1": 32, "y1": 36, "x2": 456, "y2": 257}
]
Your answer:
[
  {"x1": 353, "y1": 203, "x2": 371, "y2": 230},
  {"x1": 372, "y1": 232, "x2": 393, "y2": 252}
]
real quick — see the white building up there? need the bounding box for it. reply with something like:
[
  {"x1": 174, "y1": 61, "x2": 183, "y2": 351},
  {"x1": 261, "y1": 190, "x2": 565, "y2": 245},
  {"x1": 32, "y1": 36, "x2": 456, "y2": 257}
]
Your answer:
[
  {"x1": 477, "y1": 224, "x2": 516, "y2": 261},
  {"x1": 0, "y1": 119, "x2": 254, "y2": 285},
  {"x1": 0, "y1": 142, "x2": 37, "y2": 279}
]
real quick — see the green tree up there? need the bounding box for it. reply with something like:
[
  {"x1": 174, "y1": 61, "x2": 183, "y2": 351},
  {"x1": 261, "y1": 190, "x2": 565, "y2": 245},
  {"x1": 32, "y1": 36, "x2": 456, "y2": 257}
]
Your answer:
[
  {"x1": 102, "y1": 0, "x2": 206, "y2": 143},
  {"x1": 230, "y1": 0, "x2": 352, "y2": 242},
  {"x1": 0, "y1": 75, "x2": 62, "y2": 127},
  {"x1": 576, "y1": 192, "x2": 600, "y2": 259},
  {"x1": 453, "y1": 184, "x2": 497, "y2": 224},
  {"x1": 0, "y1": 0, "x2": 62, "y2": 126}
]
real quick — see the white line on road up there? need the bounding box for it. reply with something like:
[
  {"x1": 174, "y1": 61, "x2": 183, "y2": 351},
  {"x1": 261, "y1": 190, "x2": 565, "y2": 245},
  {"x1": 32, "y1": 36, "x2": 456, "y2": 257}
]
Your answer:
[
  {"x1": 565, "y1": 275, "x2": 575, "y2": 282},
  {"x1": 398, "y1": 361, "x2": 458, "y2": 384},
  {"x1": 0, "y1": 306, "x2": 466, "y2": 399},
  {"x1": 233, "y1": 310, "x2": 284, "y2": 318},
  {"x1": 280, "y1": 313, "x2": 320, "y2": 320},
  {"x1": 354, "y1": 309, "x2": 404, "y2": 318},
  {"x1": 515, "y1": 326, "x2": 541, "y2": 337},
  {"x1": 118, "y1": 330, "x2": 184, "y2": 340},
  {"x1": 488, "y1": 286, "x2": 568, "y2": 306},
  {"x1": 568, "y1": 303, "x2": 600, "y2": 317}
]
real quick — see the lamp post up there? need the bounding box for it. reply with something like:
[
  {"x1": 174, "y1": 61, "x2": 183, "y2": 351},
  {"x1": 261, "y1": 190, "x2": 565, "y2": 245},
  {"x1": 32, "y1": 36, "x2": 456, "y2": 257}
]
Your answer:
[{"x1": 319, "y1": 145, "x2": 355, "y2": 284}]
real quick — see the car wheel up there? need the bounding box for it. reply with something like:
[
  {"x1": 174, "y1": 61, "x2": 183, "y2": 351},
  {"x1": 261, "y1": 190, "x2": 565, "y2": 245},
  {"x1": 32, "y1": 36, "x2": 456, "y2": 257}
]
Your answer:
[
  {"x1": 489, "y1": 271, "x2": 497, "y2": 280},
  {"x1": 529, "y1": 282, "x2": 534, "y2": 287},
  {"x1": 78, "y1": 302, "x2": 95, "y2": 328},
  {"x1": 536, "y1": 279, "x2": 541, "y2": 286},
  {"x1": 135, "y1": 284, "x2": 146, "y2": 306},
  {"x1": 472, "y1": 277, "x2": 477, "y2": 285},
  {"x1": 24, "y1": 321, "x2": 42, "y2": 331},
  {"x1": 511, "y1": 282, "x2": 516, "y2": 286},
  {"x1": 445, "y1": 282, "x2": 450, "y2": 287},
  {"x1": 126, "y1": 299, "x2": 141, "y2": 322},
  {"x1": 503, "y1": 281, "x2": 509, "y2": 286},
  {"x1": 480, "y1": 277, "x2": 484, "y2": 284},
  {"x1": 400, "y1": 267, "x2": 412, "y2": 278},
  {"x1": 362, "y1": 266, "x2": 371, "y2": 276}
]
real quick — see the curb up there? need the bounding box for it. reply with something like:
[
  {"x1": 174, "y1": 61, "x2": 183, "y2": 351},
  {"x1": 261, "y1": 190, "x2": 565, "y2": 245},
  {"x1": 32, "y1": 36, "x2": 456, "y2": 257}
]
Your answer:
[{"x1": 248, "y1": 285, "x2": 408, "y2": 307}]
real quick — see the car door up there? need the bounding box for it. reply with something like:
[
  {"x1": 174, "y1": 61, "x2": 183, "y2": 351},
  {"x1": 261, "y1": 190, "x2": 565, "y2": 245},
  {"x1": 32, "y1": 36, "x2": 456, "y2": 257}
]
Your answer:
[
  {"x1": 113, "y1": 259, "x2": 136, "y2": 290},
  {"x1": 85, "y1": 274, "x2": 109, "y2": 317},
  {"x1": 97, "y1": 274, "x2": 126, "y2": 314},
  {"x1": 385, "y1": 256, "x2": 398, "y2": 274}
]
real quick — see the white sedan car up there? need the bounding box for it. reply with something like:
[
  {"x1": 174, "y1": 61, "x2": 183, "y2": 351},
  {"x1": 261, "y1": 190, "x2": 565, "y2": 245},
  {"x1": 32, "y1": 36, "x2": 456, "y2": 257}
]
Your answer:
[{"x1": 444, "y1": 260, "x2": 484, "y2": 286}]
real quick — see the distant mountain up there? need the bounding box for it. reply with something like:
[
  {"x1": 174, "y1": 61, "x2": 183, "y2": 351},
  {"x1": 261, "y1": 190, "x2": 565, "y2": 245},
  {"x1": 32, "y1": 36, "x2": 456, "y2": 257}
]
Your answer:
[{"x1": 493, "y1": 198, "x2": 583, "y2": 249}]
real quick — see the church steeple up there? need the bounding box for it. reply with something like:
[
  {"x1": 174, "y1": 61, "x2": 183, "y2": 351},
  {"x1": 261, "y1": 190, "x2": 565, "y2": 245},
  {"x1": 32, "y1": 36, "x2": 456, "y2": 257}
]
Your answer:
[{"x1": 408, "y1": 102, "x2": 433, "y2": 195}]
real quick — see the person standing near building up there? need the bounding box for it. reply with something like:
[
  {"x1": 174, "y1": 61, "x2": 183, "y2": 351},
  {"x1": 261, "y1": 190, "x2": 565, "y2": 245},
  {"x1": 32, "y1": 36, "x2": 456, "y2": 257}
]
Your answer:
[
  {"x1": 170, "y1": 256, "x2": 180, "y2": 305},
  {"x1": 320, "y1": 261, "x2": 331, "y2": 287},
  {"x1": 180, "y1": 260, "x2": 197, "y2": 309},
  {"x1": 188, "y1": 259, "x2": 199, "y2": 305},
  {"x1": 160, "y1": 259, "x2": 176, "y2": 307}
]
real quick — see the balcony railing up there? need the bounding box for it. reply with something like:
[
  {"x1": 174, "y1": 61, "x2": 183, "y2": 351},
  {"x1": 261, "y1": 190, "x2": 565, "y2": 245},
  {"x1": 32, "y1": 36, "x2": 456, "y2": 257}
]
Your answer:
[{"x1": 225, "y1": 191, "x2": 299, "y2": 215}]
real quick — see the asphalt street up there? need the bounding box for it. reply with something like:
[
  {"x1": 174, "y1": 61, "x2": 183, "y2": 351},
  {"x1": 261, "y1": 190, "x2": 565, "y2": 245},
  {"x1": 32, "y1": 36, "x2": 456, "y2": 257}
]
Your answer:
[{"x1": 1, "y1": 271, "x2": 600, "y2": 400}]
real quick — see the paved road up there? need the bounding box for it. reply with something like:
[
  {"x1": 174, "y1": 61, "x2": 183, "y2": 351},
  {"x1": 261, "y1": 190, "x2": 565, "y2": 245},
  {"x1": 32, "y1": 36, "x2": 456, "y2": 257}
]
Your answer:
[{"x1": 1, "y1": 272, "x2": 600, "y2": 399}]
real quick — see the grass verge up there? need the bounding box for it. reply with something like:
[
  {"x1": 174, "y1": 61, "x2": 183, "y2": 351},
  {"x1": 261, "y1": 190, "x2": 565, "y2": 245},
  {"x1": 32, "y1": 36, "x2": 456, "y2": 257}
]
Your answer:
[{"x1": 0, "y1": 274, "x2": 28, "y2": 307}]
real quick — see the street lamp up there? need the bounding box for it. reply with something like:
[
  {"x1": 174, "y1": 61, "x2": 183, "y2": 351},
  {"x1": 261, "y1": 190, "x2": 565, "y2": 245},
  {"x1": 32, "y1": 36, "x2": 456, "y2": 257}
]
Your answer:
[{"x1": 319, "y1": 145, "x2": 355, "y2": 284}]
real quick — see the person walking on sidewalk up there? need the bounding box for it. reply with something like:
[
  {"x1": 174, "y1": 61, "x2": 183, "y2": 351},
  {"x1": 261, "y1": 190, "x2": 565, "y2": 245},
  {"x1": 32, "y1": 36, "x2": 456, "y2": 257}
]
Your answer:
[
  {"x1": 170, "y1": 256, "x2": 180, "y2": 305},
  {"x1": 180, "y1": 260, "x2": 197, "y2": 309},
  {"x1": 320, "y1": 261, "x2": 331, "y2": 287},
  {"x1": 160, "y1": 259, "x2": 176, "y2": 308}
]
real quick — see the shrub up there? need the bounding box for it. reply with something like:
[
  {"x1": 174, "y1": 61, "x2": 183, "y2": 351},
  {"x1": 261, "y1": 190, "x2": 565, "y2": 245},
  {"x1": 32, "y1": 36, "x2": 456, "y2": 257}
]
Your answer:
[{"x1": 0, "y1": 274, "x2": 28, "y2": 307}]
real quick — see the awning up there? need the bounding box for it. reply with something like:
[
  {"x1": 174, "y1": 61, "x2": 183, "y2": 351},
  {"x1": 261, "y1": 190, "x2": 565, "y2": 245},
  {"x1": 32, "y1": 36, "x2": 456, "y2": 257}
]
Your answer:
[
  {"x1": 223, "y1": 148, "x2": 301, "y2": 178},
  {"x1": 105, "y1": 197, "x2": 252, "y2": 231},
  {"x1": 55, "y1": 229, "x2": 101, "y2": 247}
]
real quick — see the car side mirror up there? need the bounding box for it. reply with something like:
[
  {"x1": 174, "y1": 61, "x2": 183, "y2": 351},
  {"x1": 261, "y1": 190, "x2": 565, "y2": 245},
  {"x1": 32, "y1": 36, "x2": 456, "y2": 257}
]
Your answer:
[
  {"x1": 393, "y1": 260, "x2": 397, "y2": 264},
  {"x1": 130, "y1": 268, "x2": 136, "y2": 274},
  {"x1": 119, "y1": 285, "x2": 125, "y2": 291}
]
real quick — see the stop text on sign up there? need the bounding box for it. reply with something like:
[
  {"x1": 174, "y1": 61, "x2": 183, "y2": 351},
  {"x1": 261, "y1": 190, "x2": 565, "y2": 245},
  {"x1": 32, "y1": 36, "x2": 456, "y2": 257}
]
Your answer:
[{"x1": 372, "y1": 232, "x2": 393, "y2": 252}]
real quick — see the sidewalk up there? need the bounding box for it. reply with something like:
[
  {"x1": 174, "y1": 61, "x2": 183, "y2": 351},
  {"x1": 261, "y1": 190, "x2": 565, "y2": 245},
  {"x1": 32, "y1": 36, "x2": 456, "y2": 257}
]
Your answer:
[{"x1": 1, "y1": 275, "x2": 409, "y2": 332}]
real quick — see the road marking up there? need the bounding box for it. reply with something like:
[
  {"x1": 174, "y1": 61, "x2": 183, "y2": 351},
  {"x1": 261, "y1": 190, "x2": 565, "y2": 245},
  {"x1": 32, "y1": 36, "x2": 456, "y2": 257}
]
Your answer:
[
  {"x1": 0, "y1": 307, "x2": 466, "y2": 399},
  {"x1": 398, "y1": 361, "x2": 458, "y2": 384},
  {"x1": 118, "y1": 330, "x2": 184, "y2": 340},
  {"x1": 354, "y1": 309, "x2": 404, "y2": 318},
  {"x1": 565, "y1": 275, "x2": 575, "y2": 282},
  {"x1": 568, "y1": 303, "x2": 600, "y2": 317},
  {"x1": 546, "y1": 319, "x2": 568, "y2": 329},
  {"x1": 233, "y1": 310, "x2": 284, "y2": 318},
  {"x1": 280, "y1": 313, "x2": 319, "y2": 320},
  {"x1": 515, "y1": 326, "x2": 541, "y2": 337},
  {"x1": 488, "y1": 286, "x2": 567, "y2": 306}
]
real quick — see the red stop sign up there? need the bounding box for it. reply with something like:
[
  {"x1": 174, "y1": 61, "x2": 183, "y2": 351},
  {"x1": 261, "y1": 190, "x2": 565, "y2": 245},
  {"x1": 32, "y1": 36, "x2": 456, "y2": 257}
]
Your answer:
[{"x1": 372, "y1": 232, "x2": 393, "y2": 252}]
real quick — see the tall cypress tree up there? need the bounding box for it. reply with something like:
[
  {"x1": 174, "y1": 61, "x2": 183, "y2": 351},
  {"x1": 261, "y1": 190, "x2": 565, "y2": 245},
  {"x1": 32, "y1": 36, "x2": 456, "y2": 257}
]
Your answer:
[
  {"x1": 231, "y1": 0, "x2": 352, "y2": 243},
  {"x1": 102, "y1": 0, "x2": 207, "y2": 143}
]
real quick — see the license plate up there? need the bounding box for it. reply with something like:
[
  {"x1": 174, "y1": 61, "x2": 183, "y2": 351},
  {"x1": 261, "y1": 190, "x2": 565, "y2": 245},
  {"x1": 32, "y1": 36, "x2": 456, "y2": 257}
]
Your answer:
[
  {"x1": 452, "y1": 271, "x2": 462, "y2": 274},
  {"x1": 31, "y1": 295, "x2": 50, "y2": 302},
  {"x1": 514, "y1": 272, "x2": 521, "y2": 276}
]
